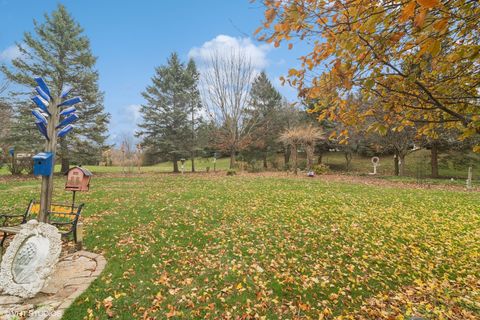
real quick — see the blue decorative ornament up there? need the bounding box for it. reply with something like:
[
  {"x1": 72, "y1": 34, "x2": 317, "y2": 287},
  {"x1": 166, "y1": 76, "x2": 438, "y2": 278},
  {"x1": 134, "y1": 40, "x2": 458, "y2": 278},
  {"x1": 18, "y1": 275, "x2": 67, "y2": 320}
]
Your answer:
[
  {"x1": 57, "y1": 113, "x2": 79, "y2": 129},
  {"x1": 35, "y1": 120, "x2": 49, "y2": 140},
  {"x1": 35, "y1": 86, "x2": 51, "y2": 102},
  {"x1": 59, "y1": 97, "x2": 82, "y2": 107},
  {"x1": 59, "y1": 106, "x2": 76, "y2": 116},
  {"x1": 32, "y1": 96, "x2": 51, "y2": 115},
  {"x1": 60, "y1": 85, "x2": 72, "y2": 98},
  {"x1": 57, "y1": 125, "x2": 74, "y2": 138},
  {"x1": 34, "y1": 77, "x2": 52, "y2": 99},
  {"x1": 31, "y1": 77, "x2": 80, "y2": 140},
  {"x1": 32, "y1": 109, "x2": 48, "y2": 126}
]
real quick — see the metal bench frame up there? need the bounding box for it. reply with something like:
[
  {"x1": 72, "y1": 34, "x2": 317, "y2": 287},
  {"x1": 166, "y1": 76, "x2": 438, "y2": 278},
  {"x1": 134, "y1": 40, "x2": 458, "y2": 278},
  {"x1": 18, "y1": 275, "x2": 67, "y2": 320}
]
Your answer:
[{"x1": 0, "y1": 200, "x2": 84, "y2": 247}]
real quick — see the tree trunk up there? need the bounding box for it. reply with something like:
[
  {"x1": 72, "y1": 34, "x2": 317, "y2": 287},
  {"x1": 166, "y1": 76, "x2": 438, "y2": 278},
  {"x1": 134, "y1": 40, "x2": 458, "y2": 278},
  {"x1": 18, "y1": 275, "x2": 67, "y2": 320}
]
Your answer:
[
  {"x1": 394, "y1": 152, "x2": 399, "y2": 176},
  {"x1": 191, "y1": 152, "x2": 195, "y2": 172},
  {"x1": 229, "y1": 151, "x2": 236, "y2": 169},
  {"x1": 399, "y1": 154, "x2": 406, "y2": 176},
  {"x1": 344, "y1": 152, "x2": 352, "y2": 171},
  {"x1": 306, "y1": 144, "x2": 314, "y2": 171},
  {"x1": 191, "y1": 102, "x2": 196, "y2": 173},
  {"x1": 173, "y1": 155, "x2": 179, "y2": 173},
  {"x1": 263, "y1": 152, "x2": 268, "y2": 169},
  {"x1": 430, "y1": 142, "x2": 439, "y2": 178},
  {"x1": 60, "y1": 139, "x2": 69, "y2": 173},
  {"x1": 317, "y1": 153, "x2": 323, "y2": 165},
  {"x1": 292, "y1": 145, "x2": 298, "y2": 175},
  {"x1": 284, "y1": 146, "x2": 291, "y2": 168}
]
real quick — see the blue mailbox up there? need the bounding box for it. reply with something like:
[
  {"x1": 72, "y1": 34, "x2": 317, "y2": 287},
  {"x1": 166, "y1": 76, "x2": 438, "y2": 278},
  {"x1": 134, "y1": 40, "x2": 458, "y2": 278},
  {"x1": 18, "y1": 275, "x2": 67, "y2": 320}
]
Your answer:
[{"x1": 33, "y1": 152, "x2": 54, "y2": 176}]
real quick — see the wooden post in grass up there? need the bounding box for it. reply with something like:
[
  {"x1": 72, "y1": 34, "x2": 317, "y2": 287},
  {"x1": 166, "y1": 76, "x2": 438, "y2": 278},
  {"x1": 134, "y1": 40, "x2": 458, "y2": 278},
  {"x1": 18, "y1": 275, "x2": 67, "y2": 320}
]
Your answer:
[
  {"x1": 32, "y1": 77, "x2": 82, "y2": 223},
  {"x1": 38, "y1": 95, "x2": 60, "y2": 223},
  {"x1": 466, "y1": 166, "x2": 473, "y2": 190}
]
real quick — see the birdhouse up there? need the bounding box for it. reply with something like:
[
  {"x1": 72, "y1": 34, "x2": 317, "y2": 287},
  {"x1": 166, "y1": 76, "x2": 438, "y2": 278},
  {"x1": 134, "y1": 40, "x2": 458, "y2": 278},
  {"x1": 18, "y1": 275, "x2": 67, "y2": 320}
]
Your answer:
[
  {"x1": 33, "y1": 152, "x2": 54, "y2": 176},
  {"x1": 65, "y1": 166, "x2": 92, "y2": 191}
]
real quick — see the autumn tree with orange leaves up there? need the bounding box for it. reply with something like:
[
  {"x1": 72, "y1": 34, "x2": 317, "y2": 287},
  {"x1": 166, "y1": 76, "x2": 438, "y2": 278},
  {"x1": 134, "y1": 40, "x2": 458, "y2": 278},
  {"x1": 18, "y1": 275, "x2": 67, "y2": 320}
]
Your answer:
[{"x1": 256, "y1": 0, "x2": 480, "y2": 151}]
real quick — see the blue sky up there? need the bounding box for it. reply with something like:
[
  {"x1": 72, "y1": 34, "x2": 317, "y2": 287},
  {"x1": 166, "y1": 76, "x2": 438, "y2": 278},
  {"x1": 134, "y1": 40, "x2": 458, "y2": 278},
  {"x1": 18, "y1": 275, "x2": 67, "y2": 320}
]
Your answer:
[{"x1": 0, "y1": 0, "x2": 306, "y2": 145}]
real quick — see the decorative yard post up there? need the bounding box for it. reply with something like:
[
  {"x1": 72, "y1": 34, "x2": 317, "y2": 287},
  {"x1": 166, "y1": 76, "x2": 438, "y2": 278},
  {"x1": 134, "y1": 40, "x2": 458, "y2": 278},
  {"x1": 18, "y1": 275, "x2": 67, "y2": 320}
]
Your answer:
[
  {"x1": 9, "y1": 147, "x2": 15, "y2": 173},
  {"x1": 466, "y1": 166, "x2": 473, "y2": 190},
  {"x1": 31, "y1": 77, "x2": 81, "y2": 222},
  {"x1": 370, "y1": 157, "x2": 380, "y2": 175},
  {"x1": 213, "y1": 152, "x2": 217, "y2": 172},
  {"x1": 180, "y1": 158, "x2": 186, "y2": 174}
]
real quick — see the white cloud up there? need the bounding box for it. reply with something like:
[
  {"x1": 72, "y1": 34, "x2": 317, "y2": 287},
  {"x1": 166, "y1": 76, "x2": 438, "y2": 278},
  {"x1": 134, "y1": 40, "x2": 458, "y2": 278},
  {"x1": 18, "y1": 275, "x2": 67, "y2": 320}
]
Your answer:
[
  {"x1": 109, "y1": 104, "x2": 142, "y2": 146},
  {"x1": 126, "y1": 104, "x2": 141, "y2": 123},
  {"x1": 0, "y1": 45, "x2": 21, "y2": 62},
  {"x1": 188, "y1": 35, "x2": 271, "y2": 70}
]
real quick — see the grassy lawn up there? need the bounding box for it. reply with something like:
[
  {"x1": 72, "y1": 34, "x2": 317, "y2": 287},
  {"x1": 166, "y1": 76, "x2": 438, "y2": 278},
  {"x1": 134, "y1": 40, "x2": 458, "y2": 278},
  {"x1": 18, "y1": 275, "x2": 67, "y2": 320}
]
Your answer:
[
  {"x1": 1, "y1": 174, "x2": 478, "y2": 319},
  {"x1": 0, "y1": 157, "x2": 231, "y2": 176},
  {"x1": 2, "y1": 150, "x2": 478, "y2": 184}
]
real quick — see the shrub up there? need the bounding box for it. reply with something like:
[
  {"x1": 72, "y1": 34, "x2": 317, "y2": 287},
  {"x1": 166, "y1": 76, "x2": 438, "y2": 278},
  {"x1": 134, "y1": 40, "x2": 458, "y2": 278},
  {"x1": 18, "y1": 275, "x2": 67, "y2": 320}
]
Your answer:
[
  {"x1": 269, "y1": 157, "x2": 281, "y2": 170},
  {"x1": 298, "y1": 160, "x2": 307, "y2": 171},
  {"x1": 247, "y1": 160, "x2": 263, "y2": 173},
  {"x1": 313, "y1": 163, "x2": 329, "y2": 175},
  {"x1": 7, "y1": 158, "x2": 33, "y2": 175},
  {"x1": 226, "y1": 169, "x2": 236, "y2": 176}
]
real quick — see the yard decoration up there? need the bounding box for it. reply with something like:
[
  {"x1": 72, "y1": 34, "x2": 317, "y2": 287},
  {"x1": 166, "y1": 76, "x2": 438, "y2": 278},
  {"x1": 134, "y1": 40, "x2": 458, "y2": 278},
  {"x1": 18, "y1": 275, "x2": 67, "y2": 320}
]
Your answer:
[
  {"x1": 370, "y1": 157, "x2": 380, "y2": 175},
  {"x1": 30, "y1": 77, "x2": 82, "y2": 222},
  {"x1": 180, "y1": 158, "x2": 186, "y2": 174},
  {"x1": 65, "y1": 166, "x2": 92, "y2": 213},
  {"x1": 466, "y1": 166, "x2": 473, "y2": 190},
  {"x1": 213, "y1": 152, "x2": 217, "y2": 172},
  {"x1": 0, "y1": 220, "x2": 62, "y2": 298}
]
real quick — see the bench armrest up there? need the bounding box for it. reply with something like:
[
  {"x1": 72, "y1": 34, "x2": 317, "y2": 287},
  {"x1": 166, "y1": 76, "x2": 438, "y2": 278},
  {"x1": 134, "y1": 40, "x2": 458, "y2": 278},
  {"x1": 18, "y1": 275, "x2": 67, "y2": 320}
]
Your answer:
[
  {"x1": 0, "y1": 214, "x2": 25, "y2": 218},
  {"x1": 0, "y1": 214, "x2": 27, "y2": 227}
]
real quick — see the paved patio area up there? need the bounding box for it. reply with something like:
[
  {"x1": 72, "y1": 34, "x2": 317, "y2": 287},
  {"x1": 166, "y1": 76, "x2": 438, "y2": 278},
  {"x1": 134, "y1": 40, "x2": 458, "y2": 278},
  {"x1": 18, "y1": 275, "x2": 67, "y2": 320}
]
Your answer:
[{"x1": 0, "y1": 250, "x2": 106, "y2": 320}]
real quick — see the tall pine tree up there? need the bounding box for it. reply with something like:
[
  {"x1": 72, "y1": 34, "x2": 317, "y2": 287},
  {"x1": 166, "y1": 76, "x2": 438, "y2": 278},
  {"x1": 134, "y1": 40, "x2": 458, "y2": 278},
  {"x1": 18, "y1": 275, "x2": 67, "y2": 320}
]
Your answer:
[
  {"x1": 0, "y1": 99, "x2": 13, "y2": 164},
  {"x1": 137, "y1": 53, "x2": 196, "y2": 172},
  {"x1": 185, "y1": 59, "x2": 202, "y2": 172},
  {"x1": 249, "y1": 72, "x2": 282, "y2": 168},
  {"x1": 1, "y1": 4, "x2": 109, "y2": 171}
]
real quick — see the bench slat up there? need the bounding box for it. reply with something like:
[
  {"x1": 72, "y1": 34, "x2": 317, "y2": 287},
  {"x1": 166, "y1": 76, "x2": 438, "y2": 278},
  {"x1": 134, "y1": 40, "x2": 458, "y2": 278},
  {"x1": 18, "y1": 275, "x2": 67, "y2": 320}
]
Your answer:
[
  {"x1": 0, "y1": 226, "x2": 69, "y2": 235},
  {"x1": 0, "y1": 226, "x2": 22, "y2": 233}
]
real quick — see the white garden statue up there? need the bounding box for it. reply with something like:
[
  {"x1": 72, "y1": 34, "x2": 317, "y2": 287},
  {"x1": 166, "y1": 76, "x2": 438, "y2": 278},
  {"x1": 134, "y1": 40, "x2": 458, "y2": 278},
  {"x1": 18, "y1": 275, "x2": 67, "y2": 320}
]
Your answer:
[
  {"x1": 0, "y1": 220, "x2": 62, "y2": 298},
  {"x1": 370, "y1": 157, "x2": 380, "y2": 175}
]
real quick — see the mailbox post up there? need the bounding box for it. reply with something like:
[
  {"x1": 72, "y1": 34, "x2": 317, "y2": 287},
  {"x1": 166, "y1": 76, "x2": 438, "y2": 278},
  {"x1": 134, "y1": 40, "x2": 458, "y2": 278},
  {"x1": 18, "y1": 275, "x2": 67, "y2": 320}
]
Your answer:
[{"x1": 65, "y1": 166, "x2": 92, "y2": 210}]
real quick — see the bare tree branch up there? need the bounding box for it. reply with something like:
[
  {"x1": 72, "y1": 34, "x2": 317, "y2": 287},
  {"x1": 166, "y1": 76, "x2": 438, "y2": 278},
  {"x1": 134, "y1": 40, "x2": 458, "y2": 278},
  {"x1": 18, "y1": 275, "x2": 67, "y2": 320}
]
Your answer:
[{"x1": 201, "y1": 49, "x2": 258, "y2": 168}]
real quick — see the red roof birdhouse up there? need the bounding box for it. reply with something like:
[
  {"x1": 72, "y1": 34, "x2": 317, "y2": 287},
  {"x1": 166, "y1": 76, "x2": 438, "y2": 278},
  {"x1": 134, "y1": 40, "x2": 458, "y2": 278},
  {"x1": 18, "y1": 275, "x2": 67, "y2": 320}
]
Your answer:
[{"x1": 65, "y1": 166, "x2": 92, "y2": 192}]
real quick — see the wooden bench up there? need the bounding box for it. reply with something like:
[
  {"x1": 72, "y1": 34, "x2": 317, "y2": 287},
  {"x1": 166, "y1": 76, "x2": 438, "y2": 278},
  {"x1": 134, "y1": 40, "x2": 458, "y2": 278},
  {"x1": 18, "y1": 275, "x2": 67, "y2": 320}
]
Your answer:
[{"x1": 0, "y1": 200, "x2": 84, "y2": 247}]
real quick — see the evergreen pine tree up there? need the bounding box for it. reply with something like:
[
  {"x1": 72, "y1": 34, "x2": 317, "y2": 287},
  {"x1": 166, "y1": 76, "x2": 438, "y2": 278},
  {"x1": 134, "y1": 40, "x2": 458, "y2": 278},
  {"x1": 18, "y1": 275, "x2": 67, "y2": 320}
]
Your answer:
[
  {"x1": 249, "y1": 72, "x2": 282, "y2": 168},
  {"x1": 185, "y1": 59, "x2": 202, "y2": 172},
  {"x1": 0, "y1": 100, "x2": 12, "y2": 147},
  {"x1": 0, "y1": 99, "x2": 14, "y2": 166},
  {"x1": 1, "y1": 4, "x2": 109, "y2": 171},
  {"x1": 137, "y1": 53, "x2": 193, "y2": 172},
  {"x1": 5, "y1": 101, "x2": 42, "y2": 153}
]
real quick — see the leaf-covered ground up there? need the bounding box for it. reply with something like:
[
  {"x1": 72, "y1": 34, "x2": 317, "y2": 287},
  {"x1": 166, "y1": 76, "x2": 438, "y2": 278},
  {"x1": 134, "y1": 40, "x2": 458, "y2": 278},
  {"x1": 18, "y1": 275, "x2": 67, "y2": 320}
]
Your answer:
[{"x1": 1, "y1": 174, "x2": 479, "y2": 319}]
